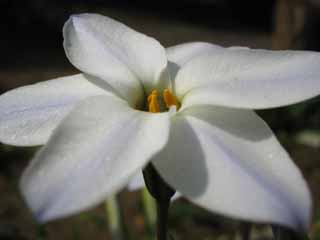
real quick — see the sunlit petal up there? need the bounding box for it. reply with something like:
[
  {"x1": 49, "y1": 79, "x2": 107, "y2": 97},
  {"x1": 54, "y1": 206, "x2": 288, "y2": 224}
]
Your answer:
[
  {"x1": 20, "y1": 95, "x2": 170, "y2": 222},
  {"x1": 64, "y1": 13, "x2": 169, "y2": 102},
  {"x1": 176, "y1": 48, "x2": 320, "y2": 109},
  {"x1": 0, "y1": 74, "x2": 107, "y2": 146}
]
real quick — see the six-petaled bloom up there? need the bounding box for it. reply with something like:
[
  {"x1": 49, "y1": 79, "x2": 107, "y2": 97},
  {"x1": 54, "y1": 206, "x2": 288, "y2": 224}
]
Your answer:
[{"x1": 0, "y1": 13, "x2": 320, "y2": 233}]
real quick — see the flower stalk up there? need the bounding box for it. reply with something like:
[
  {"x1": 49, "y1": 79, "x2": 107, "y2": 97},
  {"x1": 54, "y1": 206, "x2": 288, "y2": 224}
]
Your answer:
[
  {"x1": 142, "y1": 187, "x2": 157, "y2": 234},
  {"x1": 156, "y1": 198, "x2": 170, "y2": 240},
  {"x1": 105, "y1": 195, "x2": 124, "y2": 240},
  {"x1": 143, "y1": 163, "x2": 175, "y2": 240}
]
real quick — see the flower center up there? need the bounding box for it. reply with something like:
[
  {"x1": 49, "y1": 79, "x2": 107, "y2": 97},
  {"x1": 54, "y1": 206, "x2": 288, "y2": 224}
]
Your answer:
[{"x1": 147, "y1": 89, "x2": 179, "y2": 113}]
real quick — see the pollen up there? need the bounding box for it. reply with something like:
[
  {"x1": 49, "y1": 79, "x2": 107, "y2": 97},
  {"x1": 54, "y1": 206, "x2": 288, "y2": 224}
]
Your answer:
[
  {"x1": 163, "y1": 89, "x2": 179, "y2": 109},
  {"x1": 148, "y1": 90, "x2": 160, "y2": 113},
  {"x1": 147, "y1": 89, "x2": 180, "y2": 113}
]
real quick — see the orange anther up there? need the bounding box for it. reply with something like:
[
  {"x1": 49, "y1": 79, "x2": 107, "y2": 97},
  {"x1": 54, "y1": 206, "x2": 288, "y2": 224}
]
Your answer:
[
  {"x1": 148, "y1": 90, "x2": 160, "y2": 113},
  {"x1": 163, "y1": 89, "x2": 179, "y2": 108}
]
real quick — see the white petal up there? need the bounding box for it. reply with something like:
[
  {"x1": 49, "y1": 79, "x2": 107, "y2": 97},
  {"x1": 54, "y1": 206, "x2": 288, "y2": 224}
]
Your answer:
[
  {"x1": 63, "y1": 13, "x2": 168, "y2": 100},
  {"x1": 20, "y1": 95, "x2": 170, "y2": 222},
  {"x1": 128, "y1": 173, "x2": 145, "y2": 191},
  {"x1": 167, "y1": 42, "x2": 222, "y2": 69},
  {"x1": 152, "y1": 106, "x2": 311, "y2": 232},
  {"x1": 176, "y1": 48, "x2": 320, "y2": 109},
  {"x1": 0, "y1": 74, "x2": 107, "y2": 146},
  {"x1": 166, "y1": 42, "x2": 223, "y2": 83}
]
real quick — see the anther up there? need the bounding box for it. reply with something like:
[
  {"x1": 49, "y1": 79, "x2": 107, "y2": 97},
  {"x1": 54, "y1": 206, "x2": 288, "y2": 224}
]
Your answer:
[
  {"x1": 148, "y1": 90, "x2": 160, "y2": 113},
  {"x1": 163, "y1": 89, "x2": 179, "y2": 109}
]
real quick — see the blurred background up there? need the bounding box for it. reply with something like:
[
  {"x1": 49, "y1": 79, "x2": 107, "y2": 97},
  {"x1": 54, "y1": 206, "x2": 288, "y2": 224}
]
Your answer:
[{"x1": 0, "y1": 0, "x2": 319, "y2": 239}]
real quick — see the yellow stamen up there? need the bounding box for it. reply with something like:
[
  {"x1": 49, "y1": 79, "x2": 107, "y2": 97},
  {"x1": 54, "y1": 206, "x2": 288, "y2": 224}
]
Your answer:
[
  {"x1": 163, "y1": 89, "x2": 179, "y2": 108},
  {"x1": 148, "y1": 90, "x2": 160, "y2": 113}
]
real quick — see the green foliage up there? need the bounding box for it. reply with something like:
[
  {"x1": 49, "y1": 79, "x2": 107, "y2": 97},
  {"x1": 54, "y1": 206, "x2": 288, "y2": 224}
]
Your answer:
[
  {"x1": 79, "y1": 212, "x2": 106, "y2": 229},
  {"x1": 36, "y1": 225, "x2": 47, "y2": 240}
]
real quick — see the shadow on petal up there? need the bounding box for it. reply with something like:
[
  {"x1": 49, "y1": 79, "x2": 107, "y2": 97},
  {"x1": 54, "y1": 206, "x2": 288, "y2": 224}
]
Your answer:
[
  {"x1": 152, "y1": 116, "x2": 208, "y2": 198},
  {"x1": 167, "y1": 61, "x2": 180, "y2": 94}
]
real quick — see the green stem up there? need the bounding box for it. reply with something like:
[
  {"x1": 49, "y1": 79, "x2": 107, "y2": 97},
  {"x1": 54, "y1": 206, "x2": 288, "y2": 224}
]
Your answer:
[
  {"x1": 142, "y1": 187, "x2": 157, "y2": 234},
  {"x1": 143, "y1": 163, "x2": 175, "y2": 240},
  {"x1": 105, "y1": 195, "x2": 124, "y2": 240},
  {"x1": 156, "y1": 198, "x2": 170, "y2": 240}
]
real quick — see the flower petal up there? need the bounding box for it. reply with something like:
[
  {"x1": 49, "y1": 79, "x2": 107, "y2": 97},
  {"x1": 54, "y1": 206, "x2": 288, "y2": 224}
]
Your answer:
[
  {"x1": 167, "y1": 42, "x2": 223, "y2": 66},
  {"x1": 152, "y1": 106, "x2": 311, "y2": 232},
  {"x1": 63, "y1": 13, "x2": 168, "y2": 101},
  {"x1": 166, "y1": 42, "x2": 223, "y2": 84},
  {"x1": 128, "y1": 173, "x2": 145, "y2": 191},
  {"x1": 0, "y1": 74, "x2": 107, "y2": 146},
  {"x1": 175, "y1": 48, "x2": 320, "y2": 109},
  {"x1": 20, "y1": 95, "x2": 170, "y2": 222}
]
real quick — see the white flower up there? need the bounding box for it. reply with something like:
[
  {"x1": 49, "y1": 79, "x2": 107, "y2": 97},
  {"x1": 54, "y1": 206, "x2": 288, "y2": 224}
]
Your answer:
[{"x1": 0, "y1": 13, "x2": 319, "y2": 232}]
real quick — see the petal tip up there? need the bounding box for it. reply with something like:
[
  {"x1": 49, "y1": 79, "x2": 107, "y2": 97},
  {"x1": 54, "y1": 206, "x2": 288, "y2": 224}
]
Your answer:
[{"x1": 68, "y1": 13, "x2": 86, "y2": 22}]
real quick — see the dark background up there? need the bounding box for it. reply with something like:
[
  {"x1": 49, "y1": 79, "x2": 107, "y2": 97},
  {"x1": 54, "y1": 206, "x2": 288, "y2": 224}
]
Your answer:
[{"x1": 0, "y1": 1, "x2": 319, "y2": 239}]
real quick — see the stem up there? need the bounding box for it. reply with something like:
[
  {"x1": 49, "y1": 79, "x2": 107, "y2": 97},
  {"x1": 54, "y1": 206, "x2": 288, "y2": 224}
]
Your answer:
[
  {"x1": 156, "y1": 198, "x2": 170, "y2": 240},
  {"x1": 142, "y1": 187, "x2": 157, "y2": 234},
  {"x1": 143, "y1": 163, "x2": 175, "y2": 240},
  {"x1": 105, "y1": 195, "x2": 124, "y2": 240}
]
